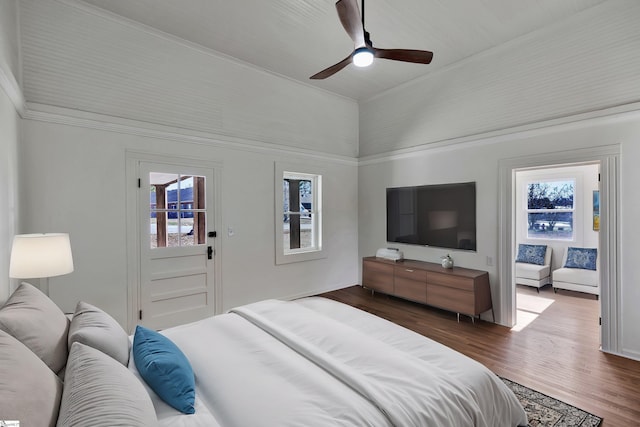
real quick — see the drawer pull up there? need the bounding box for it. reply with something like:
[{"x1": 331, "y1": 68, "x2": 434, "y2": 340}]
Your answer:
[{"x1": 405, "y1": 269, "x2": 414, "y2": 273}]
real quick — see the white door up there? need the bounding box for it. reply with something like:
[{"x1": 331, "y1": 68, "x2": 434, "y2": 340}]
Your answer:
[{"x1": 138, "y1": 161, "x2": 216, "y2": 330}]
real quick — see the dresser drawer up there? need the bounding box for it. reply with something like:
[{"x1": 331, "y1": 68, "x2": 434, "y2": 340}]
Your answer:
[
  {"x1": 426, "y1": 285, "x2": 474, "y2": 315},
  {"x1": 394, "y1": 276, "x2": 427, "y2": 303},
  {"x1": 362, "y1": 260, "x2": 394, "y2": 294},
  {"x1": 394, "y1": 266, "x2": 427, "y2": 282},
  {"x1": 427, "y1": 271, "x2": 474, "y2": 291}
]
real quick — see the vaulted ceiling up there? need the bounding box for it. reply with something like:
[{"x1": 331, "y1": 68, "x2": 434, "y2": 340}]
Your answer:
[{"x1": 79, "y1": 0, "x2": 607, "y2": 100}]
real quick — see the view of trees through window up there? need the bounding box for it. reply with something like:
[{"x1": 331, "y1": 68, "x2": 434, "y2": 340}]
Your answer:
[
  {"x1": 283, "y1": 173, "x2": 318, "y2": 253},
  {"x1": 527, "y1": 180, "x2": 575, "y2": 239}
]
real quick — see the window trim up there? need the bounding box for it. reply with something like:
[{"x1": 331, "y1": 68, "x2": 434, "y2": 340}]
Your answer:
[
  {"x1": 524, "y1": 177, "x2": 576, "y2": 242},
  {"x1": 275, "y1": 162, "x2": 325, "y2": 265}
]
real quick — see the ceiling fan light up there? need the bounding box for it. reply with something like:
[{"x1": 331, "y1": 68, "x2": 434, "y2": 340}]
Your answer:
[{"x1": 352, "y1": 48, "x2": 374, "y2": 67}]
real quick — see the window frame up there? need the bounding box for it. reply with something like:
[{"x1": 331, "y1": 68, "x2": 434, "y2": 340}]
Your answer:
[
  {"x1": 524, "y1": 178, "x2": 576, "y2": 241},
  {"x1": 274, "y1": 162, "x2": 325, "y2": 265}
]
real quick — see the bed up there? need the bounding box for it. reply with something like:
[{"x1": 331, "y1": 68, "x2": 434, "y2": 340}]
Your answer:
[{"x1": 0, "y1": 283, "x2": 528, "y2": 427}]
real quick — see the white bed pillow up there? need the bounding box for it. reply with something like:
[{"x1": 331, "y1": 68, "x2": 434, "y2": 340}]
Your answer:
[
  {"x1": 0, "y1": 282, "x2": 69, "y2": 374},
  {"x1": 68, "y1": 301, "x2": 130, "y2": 365},
  {"x1": 0, "y1": 329, "x2": 63, "y2": 427},
  {"x1": 58, "y1": 342, "x2": 157, "y2": 426}
]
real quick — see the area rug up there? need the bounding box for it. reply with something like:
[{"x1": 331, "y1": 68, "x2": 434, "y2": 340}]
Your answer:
[{"x1": 501, "y1": 377, "x2": 603, "y2": 427}]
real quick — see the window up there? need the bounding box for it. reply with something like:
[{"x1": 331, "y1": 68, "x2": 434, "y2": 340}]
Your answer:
[
  {"x1": 526, "y1": 179, "x2": 574, "y2": 240},
  {"x1": 149, "y1": 173, "x2": 207, "y2": 248},
  {"x1": 275, "y1": 163, "x2": 324, "y2": 264}
]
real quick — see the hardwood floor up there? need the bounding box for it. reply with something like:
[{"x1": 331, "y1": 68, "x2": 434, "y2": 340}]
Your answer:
[{"x1": 320, "y1": 284, "x2": 640, "y2": 426}]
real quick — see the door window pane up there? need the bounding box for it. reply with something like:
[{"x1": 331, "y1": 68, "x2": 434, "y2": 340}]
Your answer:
[{"x1": 149, "y1": 173, "x2": 206, "y2": 248}]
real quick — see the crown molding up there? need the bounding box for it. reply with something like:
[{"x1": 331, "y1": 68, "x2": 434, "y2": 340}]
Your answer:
[
  {"x1": 23, "y1": 103, "x2": 358, "y2": 166},
  {"x1": 21, "y1": 98, "x2": 640, "y2": 168},
  {"x1": 0, "y1": 59, "x2": 25, "y2": 116},
  {"x1": 358, "y1": 101, "x2": 640, "y2": 166}
]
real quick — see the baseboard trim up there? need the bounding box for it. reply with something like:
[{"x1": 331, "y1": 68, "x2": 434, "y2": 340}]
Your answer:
[
  {"x1": 603, "y1": 348, "x2": 640, "y2": 363},
  {"x1": 280, "y1": 283, "x2": 359, "y2": 302}
]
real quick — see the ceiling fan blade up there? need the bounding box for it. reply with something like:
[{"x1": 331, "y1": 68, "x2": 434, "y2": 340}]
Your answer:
[
  {"x1": 310, "y1": 55, "x2": 353, "y2": 80},
  {"x1": 336, "y1": 0, "x2": 365, "y2": 47},
  {"x1": 373, "y1": 48, "x2": 434, "y2": 64}
]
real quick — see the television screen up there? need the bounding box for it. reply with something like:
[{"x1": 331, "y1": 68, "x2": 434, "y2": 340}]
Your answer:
[{"x1": 386, "y1": 182, "x2": 476, "y2": 251}]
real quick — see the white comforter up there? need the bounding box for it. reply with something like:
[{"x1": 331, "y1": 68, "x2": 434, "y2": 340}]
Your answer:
[{"x1": 146, "y1": 297, "x2": 527, "y2": 427}]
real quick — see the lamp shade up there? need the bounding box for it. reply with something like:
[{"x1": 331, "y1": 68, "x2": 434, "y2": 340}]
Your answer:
[{"x1": 9, "y1": 233, "x2": 74, "y2": 279}]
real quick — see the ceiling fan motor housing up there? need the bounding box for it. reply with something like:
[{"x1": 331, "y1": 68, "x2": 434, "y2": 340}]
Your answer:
[{"x1": 353, "y1": 47, "x2": 374, "y2": 67}]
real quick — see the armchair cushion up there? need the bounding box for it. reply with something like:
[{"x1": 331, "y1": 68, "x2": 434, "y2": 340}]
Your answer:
[
  {"x1": 564, "y1": 247, "x2": 597, "y2": 270},
  {"x1": 515, "y1": 244, "x2": 547, "y2": 265},
  {"x1": 553, "y1": 267, "x2": 598, "y2": 287},
  {"x1": 515, "y1": 263, "x2": 551, "y2": 281}
]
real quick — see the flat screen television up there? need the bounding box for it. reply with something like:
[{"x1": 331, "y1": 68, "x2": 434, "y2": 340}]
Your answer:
[{"x1": 386, "y1": 182, "x2": 477, "y2": 251}]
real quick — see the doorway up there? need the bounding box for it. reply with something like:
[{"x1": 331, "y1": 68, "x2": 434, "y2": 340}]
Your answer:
[
  {"x1": 513, "y1": 163, "x2": 600, "y2": 332},
  {"x1": 497, "y1": 145, "x2": 620, "y2": 354},
  {"x1": 126, "y1": 152, "x2": 222, "y2": 331}
]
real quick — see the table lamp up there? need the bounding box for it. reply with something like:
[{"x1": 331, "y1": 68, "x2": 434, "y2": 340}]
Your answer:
[{"x1": 9, "y1": 233, "x2": 74, "y2": 296}]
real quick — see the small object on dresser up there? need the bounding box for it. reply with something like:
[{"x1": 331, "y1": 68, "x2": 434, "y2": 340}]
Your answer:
[
  {"x1": 441, "y1": 254, "x2": 454, "y2": 269},
  {"x1": 376, "y1": 248, "x2": 404, "y2": 261}
]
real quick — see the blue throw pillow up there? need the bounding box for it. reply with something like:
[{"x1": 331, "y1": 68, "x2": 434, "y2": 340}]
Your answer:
[
  {"x1": 564, "y1": 247, "x2": 597, "y2": 270},
  {"x1": 515, "y1": 244, "x2": 547, "y2": 265},
  {"x1": 133, "y1": 325, "x2": 195, "y2": 414}
]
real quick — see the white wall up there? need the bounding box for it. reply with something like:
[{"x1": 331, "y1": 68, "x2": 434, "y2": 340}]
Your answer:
[
  {"x1": 0, "y1": 0, "x2": 20, "y2": 304},
  {"x1": 0, "y1": 86, "x2": 20, "y2": 304},
  {"x1": 20, "y1": 119, "x2": 359, "y2": 326},
  {"x1": 515, "y1": 164, "x2": 600, "y2": 270}
]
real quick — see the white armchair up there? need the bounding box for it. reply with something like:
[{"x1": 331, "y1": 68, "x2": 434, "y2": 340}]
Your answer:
[
  {"x1": 515, "y1": 244, "x2": 552, "y2": 292},
  {"x1": 552, "y1": 247, "x2": 599, "y2": 298}
]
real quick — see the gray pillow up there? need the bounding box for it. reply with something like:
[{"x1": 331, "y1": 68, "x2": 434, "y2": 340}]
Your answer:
[
  {"x1": 58, "y1": 342, "x2": 157, "y2": 426},
  {"x1": 0, "y1": 282, "x2": 69, "y2": 374},
  {"x1": 68, "y1": 301, "x2": 130, "y2": 365},
  {"x1": 0, "y1": 329, "x2": 63, "y2": 427}
]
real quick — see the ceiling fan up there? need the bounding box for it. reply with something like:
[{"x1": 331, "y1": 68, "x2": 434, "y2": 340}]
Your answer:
[{"x1": 310, "y1": 0, "x2": 433, "y2": 80}]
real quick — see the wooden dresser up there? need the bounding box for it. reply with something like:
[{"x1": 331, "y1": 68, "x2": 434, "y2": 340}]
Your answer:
[{"x1": 362, "y1": 256, "x2": 493, "y2": 322}]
